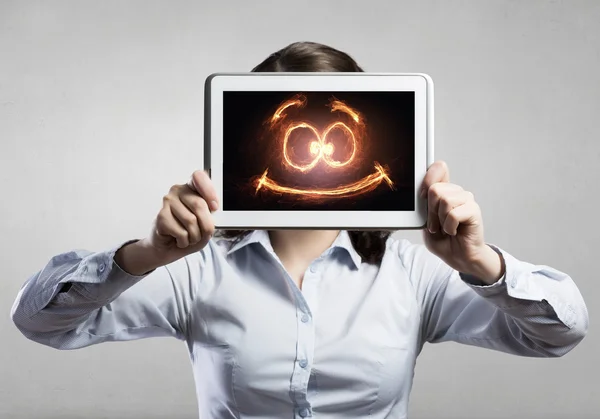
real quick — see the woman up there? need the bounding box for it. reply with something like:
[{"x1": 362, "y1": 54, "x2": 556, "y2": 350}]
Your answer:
[{"x1": 11, "y1": 42, "x2": 588, "y2": 419}]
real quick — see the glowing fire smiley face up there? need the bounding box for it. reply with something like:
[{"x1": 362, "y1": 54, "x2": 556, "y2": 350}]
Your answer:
[{"x1": 253, "y1": 94, "x2": 395, "y2": 200}]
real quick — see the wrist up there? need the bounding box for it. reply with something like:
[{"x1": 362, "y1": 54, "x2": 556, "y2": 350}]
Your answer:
[
  {"x1": 463, "y1": 245, "x2": 505, "y2": 285},
  {"x1": 114, "y1": 239, "x2": 163, "y2": 276}
]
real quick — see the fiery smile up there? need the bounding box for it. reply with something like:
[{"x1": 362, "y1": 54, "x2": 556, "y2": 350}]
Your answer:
[
  {"x1": 255, "y1": 162, "x2": 394, "y2": 198},
  {"x1": 253, "y1": 95, "x2": 395, "y2": 199}
]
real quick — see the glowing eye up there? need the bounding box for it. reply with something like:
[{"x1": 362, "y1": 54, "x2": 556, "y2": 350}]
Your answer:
[
  {"x1": 323, "y1": 143, "x2": 334, "y2": 156},
  {"x1": 309, "y1": 141, "x2": 320, "y2": 155}
]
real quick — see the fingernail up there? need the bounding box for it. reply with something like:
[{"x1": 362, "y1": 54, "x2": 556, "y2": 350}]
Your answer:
[{"x1": 210, "y1": 201, "x2": 219, "y2": 211}]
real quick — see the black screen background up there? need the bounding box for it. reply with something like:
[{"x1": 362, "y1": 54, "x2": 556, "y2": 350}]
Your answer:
[{"x1": 222, "y1": 91, "x2": 415, "y2": 211}]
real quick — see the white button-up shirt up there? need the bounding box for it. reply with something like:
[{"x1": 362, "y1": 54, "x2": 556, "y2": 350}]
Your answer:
[{"x1": 11, "y1": 230, "x2": 588, "y2": 418}]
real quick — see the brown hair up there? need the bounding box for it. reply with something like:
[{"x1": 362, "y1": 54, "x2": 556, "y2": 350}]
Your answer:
[{"x1": 217, "y1": 41, "x2": 391, "y2": 264}]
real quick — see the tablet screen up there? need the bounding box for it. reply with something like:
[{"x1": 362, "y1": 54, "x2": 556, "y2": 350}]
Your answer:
[{"x1": 222, "y1": 91, "x2": 415, "y2": 211}]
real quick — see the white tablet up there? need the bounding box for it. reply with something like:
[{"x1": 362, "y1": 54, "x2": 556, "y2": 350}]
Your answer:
[{"x1": 205, "y1": 73, "x2": 434, "y2": 229}]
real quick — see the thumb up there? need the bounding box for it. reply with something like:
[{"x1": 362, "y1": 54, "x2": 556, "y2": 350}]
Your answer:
[
  {"x1": 186, "y1": 175, "x2": 198, "y2": 193},
  {"x1": 186, "y1": 170, "x2": 219, "y2": 212}
]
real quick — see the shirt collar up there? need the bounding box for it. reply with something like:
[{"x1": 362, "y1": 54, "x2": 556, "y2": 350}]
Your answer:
[
  {"x1": 226, "y1": 230, "x2": 272, "y2": 255},
  {"x1": 225, "y1": 230, "x2": 362, "y2": 269},
  {"x1": 331, "y1": 230, "x2": 362, "y2": 269}
]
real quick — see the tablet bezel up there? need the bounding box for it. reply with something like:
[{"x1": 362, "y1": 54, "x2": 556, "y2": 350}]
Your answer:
[{"x1": 205, "y1": 72, "x2": 434, "y2": 230}]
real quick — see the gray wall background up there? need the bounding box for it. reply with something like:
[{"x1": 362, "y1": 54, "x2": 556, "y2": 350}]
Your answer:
[{"x1": 1, "y1": 1, "x2": 598, "y2": 418}]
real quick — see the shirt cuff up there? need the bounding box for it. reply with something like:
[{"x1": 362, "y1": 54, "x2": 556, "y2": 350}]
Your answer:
[
  {"x1": 458, "y1": 244, "x2": 577, "y2": 328},
  {"x1": 70, "y1": 239, "x2": 151, "y2": 303}
]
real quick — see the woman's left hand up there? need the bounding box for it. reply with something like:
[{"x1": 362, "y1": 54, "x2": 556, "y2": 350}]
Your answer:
[{"x1": 420, "y1": 161, "x2": 505, "y2": 284}]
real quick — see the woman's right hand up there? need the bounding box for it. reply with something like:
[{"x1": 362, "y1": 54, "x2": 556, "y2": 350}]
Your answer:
[{"x1": 115, "y1": 170, "x2": 218, "y2": 275}]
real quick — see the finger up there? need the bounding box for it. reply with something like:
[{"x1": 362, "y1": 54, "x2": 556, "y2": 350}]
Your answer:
[
  {"x1": 169, "y1": 199, "x2": 202, "y2": 246},
  {"x1": 438, "y1": 190, "x2": 475, "y2": 233},
  {"x1": 196, "y1": 208, "x2": 215, "y2": 249},
  {"x1": 420, "y1": 161, "x2": 450, "y2": 199},
  {"x1": 180, "y1": 192, "x2": 214, "y2": 246},
  {"x1": 442, "y1": 201, "x2": 481, "y2": 236},
  {"x1": 187, "y1": 170, "x2": 219, "y2": 212},
  {"x1": 427, "y1": 182, "x2": 463, "y2": 234},
  {"x1": 155, "y1": 208, "x2": 190, "y2": 248}
]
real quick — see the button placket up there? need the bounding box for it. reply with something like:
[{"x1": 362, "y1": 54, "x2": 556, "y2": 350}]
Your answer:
[
  {"x1": 291, "y1": 306, "x2": 314, "y2": 415},
  {"x1": 302, "y1": 261, "x2": 321, "y2": 323},
  {"x1": 292, "y1": 261, "x2": 323, "y2": 414},
  {"x1": 263, "y1": 245, "x2": 318, "y2": 415}
]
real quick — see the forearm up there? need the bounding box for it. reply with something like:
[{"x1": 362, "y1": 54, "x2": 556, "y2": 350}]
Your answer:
[
  {"x1": 114, "y1": 238, "x2": 164, "y2": 276},
  {"x1": 11, "y1": 242, "x2": 187, "y2": 349},
  {"x1": 458, "y1": 247, "x2": 588, "y2": 355},
  {"x1": 11, "y1": 243, "x2": 149, "y2": 338},
  {"x1": 459, "y1": 244, "x2": 506, "y2": 285},
  {"x1": 421, "y1": 242, "x2": 588, "y2": 357}
]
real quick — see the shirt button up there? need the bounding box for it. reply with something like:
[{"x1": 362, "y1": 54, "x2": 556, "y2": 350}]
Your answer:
[
  {"x1": 510, "y1": 278, "x2": 517, "y2": 288},
  {"x1": 299, "y1": 359, "x2": 308, "y2": 368},
  {"x1": 299, "y1": 407, "x2": 310, "y2": 417},
  {"x1": 309, "y1": 265, "x2": 317, "y2": 273},
  {"x1": 301, "y1": 313, "x2": 309, "y2": 323},
  {"x1": 98, "y1": 263, "x2": 106, "y2": 273}
]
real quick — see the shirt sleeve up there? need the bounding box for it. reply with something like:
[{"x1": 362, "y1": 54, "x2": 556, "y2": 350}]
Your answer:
[
  {"x1": 400, "y1": 241, "x2": 589, "y2": 357},
  {"x1": 10, "y1": 240, "x2": 203, "y2": 350}
]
